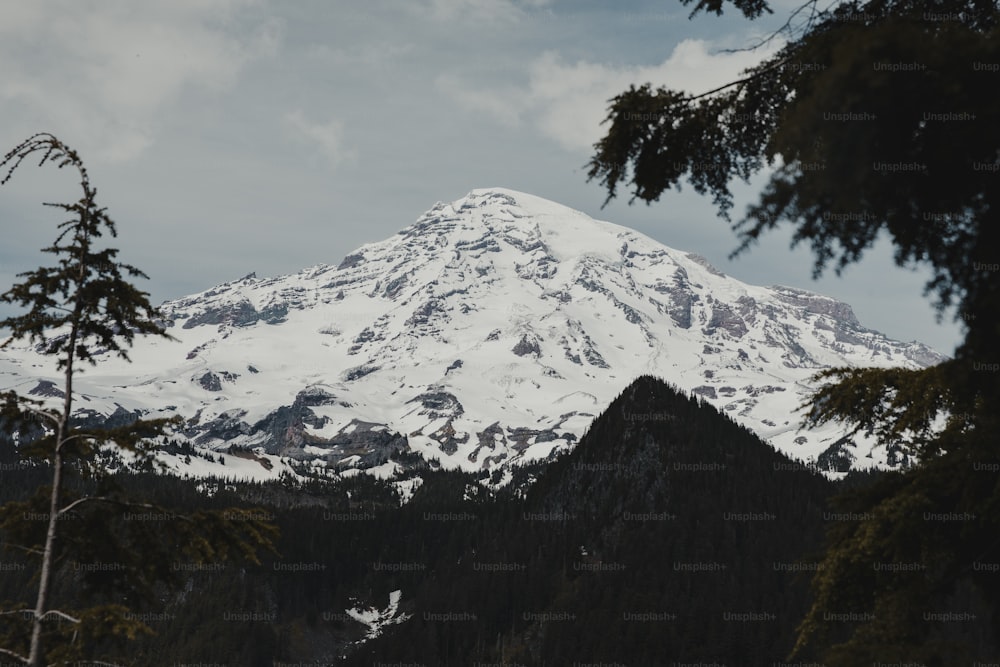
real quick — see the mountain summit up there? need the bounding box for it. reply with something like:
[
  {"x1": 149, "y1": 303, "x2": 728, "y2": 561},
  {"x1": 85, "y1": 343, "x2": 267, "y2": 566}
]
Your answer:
[{"x1": 0, "y1": 188, "x2": 945, "y2": 479}]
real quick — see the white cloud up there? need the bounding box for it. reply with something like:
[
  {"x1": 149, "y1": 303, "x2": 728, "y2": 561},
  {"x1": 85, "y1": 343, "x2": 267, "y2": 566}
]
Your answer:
[
  {"x1": 422, "y1": 0, "x2": 551, "y2": 23},
  {"x1": 307, "y1": 42, "x2": 415, "y2": 70},
  {"x1": 283, "y1": 110, "x2": 355, "y2": 166},
  {"x1": 434, "y1": 75, "x2": 527, "y2": 127},
  {"x1": 0, "y1": 0, "x2": 280, "y2": 163},
  {"x1": 436, "y1": 38, "x2": 782, "y2": 153}
]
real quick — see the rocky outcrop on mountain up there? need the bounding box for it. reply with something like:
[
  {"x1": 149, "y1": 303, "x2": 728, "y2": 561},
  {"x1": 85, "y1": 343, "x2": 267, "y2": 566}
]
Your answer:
[
  {"x1": 28, "y1": 380, "x2": 64, "y2": 398},
  {"x1": 511, "y1": 334, "x2": 541, "y2": 357},
  {"x1": 406, "y1": 391, "x2": 464, "y2": 419},
  {"x1": 323, "y1": 421, "x2": 408, "y2": 470},
  {"x1": 704, "y1": 301, "x2": 748, "y2": 339},
  {"x1": 198, "y1": 372, "x2": 223, "y2": 392},
  {"x1": 772, "y1": 285, "x2": 860, "y2": 325}
]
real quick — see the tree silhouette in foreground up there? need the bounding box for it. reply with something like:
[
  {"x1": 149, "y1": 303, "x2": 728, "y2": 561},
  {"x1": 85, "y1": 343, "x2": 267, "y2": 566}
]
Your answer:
[
  {"x1": 0, "y1": 133, "x2": 276, "y2": 667},
  {"x1": 587, "y1": 1, "x2": 999, "y2": 662}
]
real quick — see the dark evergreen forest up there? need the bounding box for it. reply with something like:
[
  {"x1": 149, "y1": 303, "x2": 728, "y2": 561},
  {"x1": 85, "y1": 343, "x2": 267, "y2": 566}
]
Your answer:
[{"x1": 6, "y1": 376, "x2": 983, "y2": 665}]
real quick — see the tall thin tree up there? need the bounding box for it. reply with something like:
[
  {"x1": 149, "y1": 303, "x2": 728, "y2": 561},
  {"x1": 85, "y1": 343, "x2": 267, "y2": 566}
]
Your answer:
[{"x1": 0, "y1": 133, "x2": 275, "y2": 666}]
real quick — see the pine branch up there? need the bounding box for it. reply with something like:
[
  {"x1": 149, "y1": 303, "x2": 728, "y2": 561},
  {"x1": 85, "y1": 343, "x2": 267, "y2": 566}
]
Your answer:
[
  {"x1": 676, "y1": 44, "x2": 809, "y2": 103},
  {"x1": 645, "y1": 1, "x2": 830, "y2": 107},
  {"x1": 0, "y1": 542, "x2": 44, "y2": 556},
  {"x1": 0, "y1": 646, "x2": 27, "y2": 663},
  {"x1": 54, "y1": 495, "x2": 196, "y2": 524},
  {"x1": 55, "y1": 432, "x2": 102, "y2": 450},
  {"x1": 719, "y1": 0, "x2": 826, "y2": 53},
  {"x1": 14, "y1": 405, "x2": 60, "y2": 427},
  {"x1": 56, "y1": 496, "x2": 115, "y2": 517},
  {"x1": 37, "y1": 610, "x2": 79, "y2": 624}
]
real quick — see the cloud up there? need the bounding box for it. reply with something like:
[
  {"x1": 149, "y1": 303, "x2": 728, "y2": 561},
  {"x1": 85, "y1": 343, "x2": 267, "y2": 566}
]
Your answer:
[
  {"x1": 283, "y1": 110, "x2": 355, "y2": 166},
  {"x1": 306, "y1": 42, "x2": 415, "y2": 70},
  {"x1": 0, "y1": 0, "x2": 281, "y2": 163},
  {"x1": 422, "y1": 0, "x2": 552, "y2": 23},
  {"x1": 436, "y1": 38, "x2": 782, "y2": 153},
  {"x1": 435, "y1": 76, "x2": 526, "y2": 127}
]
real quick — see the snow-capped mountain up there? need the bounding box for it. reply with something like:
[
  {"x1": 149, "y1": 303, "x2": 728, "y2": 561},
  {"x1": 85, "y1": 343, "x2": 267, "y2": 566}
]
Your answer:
[{"x1": 0, "y1": 188, "x2": 945, "y2": 480}]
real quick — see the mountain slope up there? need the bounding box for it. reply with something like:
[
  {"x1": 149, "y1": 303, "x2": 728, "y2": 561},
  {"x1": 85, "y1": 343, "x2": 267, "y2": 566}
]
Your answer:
[
  {"x1": 0, "y1": 188, "x2": 945, "y2": 478},
  {"x1": 342, "y1": 375, "x2": 838, "y2": 664},
  {"x1": 0, "y1": 375, "x2": 845, "y2": 665}
]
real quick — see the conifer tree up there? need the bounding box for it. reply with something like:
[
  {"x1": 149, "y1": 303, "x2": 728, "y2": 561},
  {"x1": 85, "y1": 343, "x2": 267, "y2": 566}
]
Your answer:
[
  {"x1": 587, "y1": 1, "x2": 1000, "y2": 661},
  {"x1": 0, "y1": 133, "x2": 276, "y2": 667}
]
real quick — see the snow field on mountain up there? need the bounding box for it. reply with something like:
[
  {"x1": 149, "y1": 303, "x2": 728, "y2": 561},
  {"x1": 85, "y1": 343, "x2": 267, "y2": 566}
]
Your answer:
[{"x1": 0, "y1": 188, "x2": 945, "y2": 481}]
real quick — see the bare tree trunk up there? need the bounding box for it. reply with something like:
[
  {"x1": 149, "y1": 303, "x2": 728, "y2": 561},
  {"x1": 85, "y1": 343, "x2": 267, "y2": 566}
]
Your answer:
[
  {"x1": 27, "y1": 443, "x2": 63, "y2": 667},
  {"x1": 27, "y1": 274, "x2": 81, "y2": 667}
]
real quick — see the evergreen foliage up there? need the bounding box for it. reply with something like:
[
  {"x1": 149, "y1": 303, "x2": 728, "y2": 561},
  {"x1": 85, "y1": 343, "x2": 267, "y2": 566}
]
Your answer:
[
  {"x1": 3, "y1": 376, "x2": 852, "y2": 664},
  {"x1": 586, "y1": 1, "x2": 1000, "y2": 660},
  {"x1": 0, "y1": 134, "x2": 277, "y2": 667}
]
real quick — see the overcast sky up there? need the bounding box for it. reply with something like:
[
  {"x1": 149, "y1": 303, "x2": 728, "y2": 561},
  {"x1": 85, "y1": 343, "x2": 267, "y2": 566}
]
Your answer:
[{"x1": 0, "y1": 0, "x2": 964, "y2": 355}]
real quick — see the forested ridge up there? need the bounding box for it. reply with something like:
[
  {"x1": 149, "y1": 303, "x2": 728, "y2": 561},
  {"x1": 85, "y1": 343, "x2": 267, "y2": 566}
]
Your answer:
[{"x1": 1, "y1": 375, "x2": 936, "y2": 665}]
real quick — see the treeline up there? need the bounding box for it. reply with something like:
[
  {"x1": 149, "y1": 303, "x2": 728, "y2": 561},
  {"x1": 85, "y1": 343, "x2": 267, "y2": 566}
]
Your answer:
[{"x1": 1, "y1": 377, "x2": 989, "y2": 664}]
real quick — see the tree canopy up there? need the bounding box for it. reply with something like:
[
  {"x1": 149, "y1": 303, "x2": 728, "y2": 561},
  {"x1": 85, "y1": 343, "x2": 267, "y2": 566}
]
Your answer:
[
  {"x1": 588, "y1": 0, "x2": 1000, "y2": 661},
  {"x1": 589, "y1": 0, "x2": 999, "y2": 356}
]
